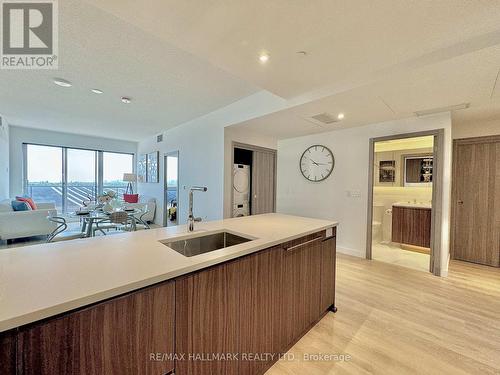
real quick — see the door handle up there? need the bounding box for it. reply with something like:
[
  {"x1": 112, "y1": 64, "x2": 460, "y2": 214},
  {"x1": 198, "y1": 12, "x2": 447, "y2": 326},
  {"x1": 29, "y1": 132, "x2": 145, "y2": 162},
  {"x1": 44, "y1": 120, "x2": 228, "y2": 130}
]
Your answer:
[
  {"x1": 322, "y1": 235, "x2": 336, "y2": 242},
  {"x1": 457, "y1": 200, "x2": 463, "y2": 205},
  {"x1": 284, "y1": 236, "x2": 322, "y2": 251}
]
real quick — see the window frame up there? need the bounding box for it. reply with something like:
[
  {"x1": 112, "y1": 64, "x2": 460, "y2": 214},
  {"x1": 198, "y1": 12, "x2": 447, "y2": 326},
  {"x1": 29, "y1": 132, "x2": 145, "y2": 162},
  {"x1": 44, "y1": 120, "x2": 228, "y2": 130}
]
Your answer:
[{"x1": 23, "y1": 142, "x2": 135, "y2": 213}]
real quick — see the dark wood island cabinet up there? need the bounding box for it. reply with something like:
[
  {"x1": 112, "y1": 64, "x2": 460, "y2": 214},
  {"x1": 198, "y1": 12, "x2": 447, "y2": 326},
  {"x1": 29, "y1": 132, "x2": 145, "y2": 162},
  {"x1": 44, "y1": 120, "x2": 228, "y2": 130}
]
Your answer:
[{"x1": 0, "y1": 228, "x2": 336, "y2": 375}]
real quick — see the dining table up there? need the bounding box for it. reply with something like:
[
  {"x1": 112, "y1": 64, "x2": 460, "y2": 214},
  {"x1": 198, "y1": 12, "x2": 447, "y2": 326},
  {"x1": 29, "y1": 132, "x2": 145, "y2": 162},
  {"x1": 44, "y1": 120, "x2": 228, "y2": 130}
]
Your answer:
[{"x1": 71, "y1": 208, "x2": 144, "y2": 237}]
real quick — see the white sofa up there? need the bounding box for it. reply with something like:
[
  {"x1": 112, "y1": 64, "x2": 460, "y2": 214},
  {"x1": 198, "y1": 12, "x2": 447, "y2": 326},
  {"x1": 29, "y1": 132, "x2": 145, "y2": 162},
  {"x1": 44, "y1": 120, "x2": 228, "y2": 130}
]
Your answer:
[
  {"x1": 123, "y1": 196, "x2": 156, "y2": 224},
  {"x1": 0, "y1": 199, "x2": 58, "y2": 240}
]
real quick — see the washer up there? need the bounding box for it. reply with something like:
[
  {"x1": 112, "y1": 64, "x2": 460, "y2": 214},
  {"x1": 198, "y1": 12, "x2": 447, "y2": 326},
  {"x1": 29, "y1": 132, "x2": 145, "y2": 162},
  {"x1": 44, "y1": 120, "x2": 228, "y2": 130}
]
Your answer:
[
  {"x1": 233, "y1": 203, "x2": 250, "y2": 217},
  {"x1": 233, "y1": 164, "x2": 250, "y2": 205}
]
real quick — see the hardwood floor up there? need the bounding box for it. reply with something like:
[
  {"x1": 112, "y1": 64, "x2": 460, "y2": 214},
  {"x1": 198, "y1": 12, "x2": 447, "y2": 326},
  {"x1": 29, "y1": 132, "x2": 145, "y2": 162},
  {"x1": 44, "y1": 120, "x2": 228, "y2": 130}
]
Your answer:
[{"x1": 266, "y1": 254, "x2": 500, "y2": 375}]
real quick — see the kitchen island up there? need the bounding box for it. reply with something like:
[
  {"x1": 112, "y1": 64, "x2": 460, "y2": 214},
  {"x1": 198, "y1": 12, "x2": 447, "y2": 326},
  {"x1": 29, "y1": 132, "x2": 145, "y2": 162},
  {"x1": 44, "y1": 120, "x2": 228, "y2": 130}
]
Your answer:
[{"x1": 0, "y1": 213, "x2": 338, "y2": 375}]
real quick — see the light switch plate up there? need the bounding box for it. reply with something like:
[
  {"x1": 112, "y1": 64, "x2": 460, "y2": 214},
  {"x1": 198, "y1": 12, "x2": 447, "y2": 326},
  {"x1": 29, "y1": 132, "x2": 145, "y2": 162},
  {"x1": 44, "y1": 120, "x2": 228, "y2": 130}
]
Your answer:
[{"x1": 347, "y1": 190, "x2": 361, "y2": 198}]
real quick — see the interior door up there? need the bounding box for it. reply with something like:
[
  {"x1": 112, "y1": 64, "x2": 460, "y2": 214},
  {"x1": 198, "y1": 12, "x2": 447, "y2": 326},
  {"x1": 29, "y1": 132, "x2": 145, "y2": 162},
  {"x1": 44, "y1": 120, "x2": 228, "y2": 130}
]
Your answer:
[
  {"x1": 452, "y1": 137, "x2": 500, "y2": 266},
  {"x1": 251, "y1": 150, "x2": 276, "y2": 215}
]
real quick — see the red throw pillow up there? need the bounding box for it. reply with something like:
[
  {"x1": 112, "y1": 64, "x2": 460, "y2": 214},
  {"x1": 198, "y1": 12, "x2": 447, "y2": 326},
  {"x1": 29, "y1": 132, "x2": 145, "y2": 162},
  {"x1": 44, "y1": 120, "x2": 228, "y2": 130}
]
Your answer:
[{"x1": 16, "y1": 196, "x2": 37, "y2": 210}]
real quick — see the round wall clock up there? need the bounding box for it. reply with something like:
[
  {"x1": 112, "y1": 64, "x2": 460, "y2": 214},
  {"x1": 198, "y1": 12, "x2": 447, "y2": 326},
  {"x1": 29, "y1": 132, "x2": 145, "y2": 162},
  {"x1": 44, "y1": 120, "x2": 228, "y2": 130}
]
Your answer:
[{"x1": 299, "y1": 145, "x2": 335, "y2": 182}]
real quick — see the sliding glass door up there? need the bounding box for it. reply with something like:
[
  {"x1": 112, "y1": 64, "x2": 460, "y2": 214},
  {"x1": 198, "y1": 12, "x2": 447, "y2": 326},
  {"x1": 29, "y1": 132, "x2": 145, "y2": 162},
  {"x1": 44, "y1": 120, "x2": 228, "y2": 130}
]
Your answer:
[
  {"x1": 24, "y1": 144, "x2": 133, "y2": 214},
  {"x1": 66, "y1": 148, "x2": 97, "y2": 212},
  {"x1": 25, "y1": 144, "x2": 64, "y2": 212}
]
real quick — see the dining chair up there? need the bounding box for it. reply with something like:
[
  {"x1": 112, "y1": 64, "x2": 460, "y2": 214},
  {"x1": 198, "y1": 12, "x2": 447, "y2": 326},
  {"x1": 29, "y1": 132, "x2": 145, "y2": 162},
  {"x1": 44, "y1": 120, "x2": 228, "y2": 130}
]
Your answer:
[
  {"x1": 46, "y1": 215, "x2": 86, "y2": 243},
  {"x1": 93, "y1": 211, "x2": 134, "y2": 236},
  {"x1": 135, "y1": 206, "x2": 151, "y2": 229}
]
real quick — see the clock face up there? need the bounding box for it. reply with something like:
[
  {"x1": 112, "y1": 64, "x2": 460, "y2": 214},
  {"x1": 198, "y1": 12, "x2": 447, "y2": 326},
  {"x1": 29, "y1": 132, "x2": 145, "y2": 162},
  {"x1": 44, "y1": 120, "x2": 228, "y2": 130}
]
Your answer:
[{"x1": 300, "y1": 145, "x2": 335, "y2": 182}]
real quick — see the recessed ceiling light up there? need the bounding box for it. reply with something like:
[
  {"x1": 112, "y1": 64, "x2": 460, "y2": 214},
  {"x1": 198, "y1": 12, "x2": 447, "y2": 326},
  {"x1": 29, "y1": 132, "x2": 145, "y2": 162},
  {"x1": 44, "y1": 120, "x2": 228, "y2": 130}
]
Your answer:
[
  {"x1": 91, "y1": 88, "x2": 103, "y2": 94},
  {"x1": 337, "y1": 113, "x2": 345, "y2": 120},
  {"x1": 53, "y1": 78, "x2": 72, "y2": 87},
  {"x1": 259, "y1": 53, "x2": 269, "y2": 63},
  {"x1": 121, "y1": 96, "x2": 132, "y2": 104}
]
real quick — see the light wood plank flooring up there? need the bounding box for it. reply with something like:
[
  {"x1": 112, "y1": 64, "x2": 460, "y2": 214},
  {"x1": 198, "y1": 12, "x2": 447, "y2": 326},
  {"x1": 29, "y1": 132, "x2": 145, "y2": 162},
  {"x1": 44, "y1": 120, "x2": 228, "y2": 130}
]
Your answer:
[{"x1": 266, "y1": 254, "x2": 500, "y2": 375}]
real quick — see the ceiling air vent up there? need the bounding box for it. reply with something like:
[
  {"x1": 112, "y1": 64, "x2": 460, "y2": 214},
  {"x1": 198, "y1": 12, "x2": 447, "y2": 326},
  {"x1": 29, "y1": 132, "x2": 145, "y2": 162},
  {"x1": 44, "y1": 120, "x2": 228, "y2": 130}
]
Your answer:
[
  {"x1": 304, "y1": 112, "x2": 339, "y2": 126},
  {"x1": 414, "y1": 103, "x2": 470, "y2": 117},
  {"x1": 156, "y1": 134, "x2": 163, "y2": 143}
]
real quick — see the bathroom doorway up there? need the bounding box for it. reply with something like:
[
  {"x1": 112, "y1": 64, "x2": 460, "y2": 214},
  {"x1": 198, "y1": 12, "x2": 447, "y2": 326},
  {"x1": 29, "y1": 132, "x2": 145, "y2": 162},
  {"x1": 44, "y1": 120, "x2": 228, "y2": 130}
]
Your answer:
[
  {"x1": 366, "y1": 130, "x2": 444, "y2": 275},
  {"x1": 163, "y1": 151, "x2": 179, "y2": 227}
]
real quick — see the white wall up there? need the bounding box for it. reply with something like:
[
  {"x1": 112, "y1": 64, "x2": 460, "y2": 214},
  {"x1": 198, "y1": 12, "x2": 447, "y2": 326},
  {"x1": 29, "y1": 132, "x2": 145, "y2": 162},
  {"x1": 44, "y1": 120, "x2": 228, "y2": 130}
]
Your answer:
[
  {"x1": 452, "y1": 118, "x2": 500, "y2": 139},
  {"x1": 0, "y1": 117, "x2": 9, "y2": 199},
  {"x1": 9, "y1": 125, "x2": 137, "y2": 196},
  {"x1": 276, "y1": 113, "x2": 452, "y2": 276},
  {"x1": 137, "y1": 91, "x2": 287, "y2": 225},
  {"x1": 223, "y1": 125, "x2": 278, "y2": 219}
]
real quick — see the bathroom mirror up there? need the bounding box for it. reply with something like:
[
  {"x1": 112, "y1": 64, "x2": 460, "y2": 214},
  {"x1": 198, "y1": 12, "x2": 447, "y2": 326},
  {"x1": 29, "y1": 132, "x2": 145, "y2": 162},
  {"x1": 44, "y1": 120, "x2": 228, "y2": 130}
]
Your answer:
[{"x1": 403, "y1": 155, "x2": 433, "y2": 187}]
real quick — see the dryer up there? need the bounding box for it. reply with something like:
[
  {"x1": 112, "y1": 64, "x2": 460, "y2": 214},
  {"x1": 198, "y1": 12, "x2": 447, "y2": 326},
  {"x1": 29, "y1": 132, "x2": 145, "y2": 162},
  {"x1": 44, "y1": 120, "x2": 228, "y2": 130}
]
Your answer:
[
  {"x1": 233, "y1": 203, "x2": 250, "y2": 217},
  {"x1": 233, "y1": 164, "x2": 250, "y2": 205}
]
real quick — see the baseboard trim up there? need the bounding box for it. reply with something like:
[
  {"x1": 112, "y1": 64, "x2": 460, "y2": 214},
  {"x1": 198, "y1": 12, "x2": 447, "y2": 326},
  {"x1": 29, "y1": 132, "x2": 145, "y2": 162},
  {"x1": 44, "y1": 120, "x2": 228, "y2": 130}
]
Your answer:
[{"x1": 337, "y1": 246, "x2": 365, "y2": 258}]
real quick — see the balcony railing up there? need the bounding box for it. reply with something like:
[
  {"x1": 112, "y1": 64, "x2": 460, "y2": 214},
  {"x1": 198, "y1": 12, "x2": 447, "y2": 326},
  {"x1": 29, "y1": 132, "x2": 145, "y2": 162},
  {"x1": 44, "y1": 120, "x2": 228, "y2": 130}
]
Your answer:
[{"x1": 26, "y1": 183, "x2": 128, "y2": 213}]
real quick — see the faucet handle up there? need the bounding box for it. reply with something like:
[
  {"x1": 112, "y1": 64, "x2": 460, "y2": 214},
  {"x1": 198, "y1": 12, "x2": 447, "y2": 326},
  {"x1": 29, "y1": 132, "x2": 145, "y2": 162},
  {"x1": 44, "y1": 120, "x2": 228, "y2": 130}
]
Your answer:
[{"x1": 194, "y1": 217, "x2": 202, "y2": 222}]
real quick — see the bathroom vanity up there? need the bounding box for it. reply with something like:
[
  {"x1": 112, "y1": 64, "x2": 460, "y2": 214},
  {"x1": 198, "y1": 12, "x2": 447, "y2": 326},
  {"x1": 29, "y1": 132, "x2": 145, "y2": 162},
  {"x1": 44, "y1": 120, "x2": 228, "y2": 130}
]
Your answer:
[
  {"x1": 391, "y1": 202, "x2": 432, "y2": 248},
  {"x1": 0, "y1": 214, "x2": 337, "y2": 375}
]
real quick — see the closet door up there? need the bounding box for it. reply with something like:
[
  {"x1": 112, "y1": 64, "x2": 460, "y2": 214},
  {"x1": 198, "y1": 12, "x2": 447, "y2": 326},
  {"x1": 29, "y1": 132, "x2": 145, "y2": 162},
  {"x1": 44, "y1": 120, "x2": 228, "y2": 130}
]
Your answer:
[
  {"x1": 251, "y1": 151, "x2": 276, "y2": 215},
  {"x1": 451, "y1": 136, "x2": 500, "y2": 266}
]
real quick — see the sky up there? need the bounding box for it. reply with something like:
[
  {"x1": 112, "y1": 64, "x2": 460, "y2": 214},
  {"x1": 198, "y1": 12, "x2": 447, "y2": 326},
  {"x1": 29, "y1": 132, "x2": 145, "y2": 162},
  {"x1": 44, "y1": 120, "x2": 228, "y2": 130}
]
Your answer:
[
  {"x1": 27, "y1": 144, "x2": 133, "y2": 183},
  {"x1": 166, "y1": 154, "x2": 178, "y2": 187}
]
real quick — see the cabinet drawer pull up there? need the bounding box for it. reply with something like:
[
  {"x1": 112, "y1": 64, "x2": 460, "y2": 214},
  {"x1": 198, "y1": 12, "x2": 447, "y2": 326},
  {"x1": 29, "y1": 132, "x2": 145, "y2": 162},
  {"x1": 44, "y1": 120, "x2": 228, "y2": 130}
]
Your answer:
[
  {"x1": 322, "y1": 235, "x2": 336, "y2": 242},
  {"x1": 284, "y1": 236, "x2": 322, "y2": 251}
]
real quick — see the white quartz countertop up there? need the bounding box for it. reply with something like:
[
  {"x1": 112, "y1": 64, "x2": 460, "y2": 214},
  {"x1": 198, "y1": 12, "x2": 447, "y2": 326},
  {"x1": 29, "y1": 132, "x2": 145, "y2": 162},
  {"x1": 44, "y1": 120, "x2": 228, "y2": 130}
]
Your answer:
[
  {"x1": 0, "y1": 213, "x2": 338, "y2": 332},
  {"x1": 392, "y1": 202, "x2": 432, "y2": 209}
]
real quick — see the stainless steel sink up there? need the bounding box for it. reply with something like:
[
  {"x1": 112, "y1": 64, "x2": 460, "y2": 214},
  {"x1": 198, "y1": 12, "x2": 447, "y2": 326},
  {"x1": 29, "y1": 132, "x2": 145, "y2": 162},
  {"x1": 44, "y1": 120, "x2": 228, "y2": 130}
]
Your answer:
[{"x1": 159, "y1": 231, "x2": 253, "y2": 257}]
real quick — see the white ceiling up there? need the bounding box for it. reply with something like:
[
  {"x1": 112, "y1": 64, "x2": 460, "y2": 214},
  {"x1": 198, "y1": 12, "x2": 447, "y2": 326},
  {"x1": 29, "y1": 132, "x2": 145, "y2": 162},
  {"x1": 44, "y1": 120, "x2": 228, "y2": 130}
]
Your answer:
[
  {"x1": 0, "y1": 0, "x2": 257, "y2": 141},
  {"x1": 229, "y1": 43, "x2": 500, "y2": 139},
  {"x1": 85, "y1": 0, "x2": 500, "y2": 99},
  {"x1": 2, "y1": 1, "x2": 500, "y2": 141}
]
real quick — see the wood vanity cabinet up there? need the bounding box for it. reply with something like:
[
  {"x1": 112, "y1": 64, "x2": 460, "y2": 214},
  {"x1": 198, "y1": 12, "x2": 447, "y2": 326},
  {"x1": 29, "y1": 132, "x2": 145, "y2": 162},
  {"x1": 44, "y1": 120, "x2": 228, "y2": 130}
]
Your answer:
[
  {"x1": 392, "y1": 206, "x2": 431, "y2": 248},
  {"x1": 15, "y1": 281, "x2": 175, "y2": 375}
]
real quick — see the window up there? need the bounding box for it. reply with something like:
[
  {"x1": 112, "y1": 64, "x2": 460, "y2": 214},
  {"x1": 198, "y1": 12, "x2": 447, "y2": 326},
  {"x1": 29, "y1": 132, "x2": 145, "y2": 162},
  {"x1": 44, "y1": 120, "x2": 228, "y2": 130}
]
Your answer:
[
  {"x1": 67, "y1": 148, "x2": 97, "y2": 212},
  {"x1": 103, "y1": 152, "x2": 134, "y2": 196},
  {"x1": 26, "y1": 144, "x2": 63, "y2": 212},
  {"x1": 24, "y1": 144, "x2": 134, "y2": 213}
]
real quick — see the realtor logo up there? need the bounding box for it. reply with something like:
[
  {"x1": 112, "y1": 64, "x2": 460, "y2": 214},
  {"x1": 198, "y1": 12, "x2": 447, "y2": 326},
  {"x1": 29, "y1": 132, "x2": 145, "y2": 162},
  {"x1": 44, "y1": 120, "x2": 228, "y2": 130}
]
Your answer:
[{"x1": 1, "y1": 0, "x2": 58, "y2": 69}]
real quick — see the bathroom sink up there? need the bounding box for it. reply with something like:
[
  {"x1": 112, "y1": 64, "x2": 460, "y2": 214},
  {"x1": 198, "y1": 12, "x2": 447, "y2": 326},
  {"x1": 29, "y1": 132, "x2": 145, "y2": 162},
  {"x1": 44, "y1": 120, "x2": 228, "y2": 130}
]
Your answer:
[
  {"x1": 393, "y1": 201, "x2": 432, "y2": 209},
  {"x1": 159, "y1": 231, "x2": 253, "y2": 257}
]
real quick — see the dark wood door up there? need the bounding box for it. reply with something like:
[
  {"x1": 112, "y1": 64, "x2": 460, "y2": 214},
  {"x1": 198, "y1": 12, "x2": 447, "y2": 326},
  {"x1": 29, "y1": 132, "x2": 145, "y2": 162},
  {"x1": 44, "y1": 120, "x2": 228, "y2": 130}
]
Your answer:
[
  {"x1": 238, "y1": 247, "x2": 282, "y2": 375},
  {"x1": 251, "y1": 150, "x2": 276, "y2": 215},
  {"x1": 175, "y1": 261, "x2": 240, "y2": 375},
  {"x1": 281, "y1": 234, "x2": 323, "y2": 348},
  {"x1": 320, "y1": 233, "x2": 336, "y2": 312},
  {"x1": 452, "y1": 137, "x2": 500, "y2": 266},
  {"x1": 17, "y1": 282, "x2": 175, "y2": 375}
]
